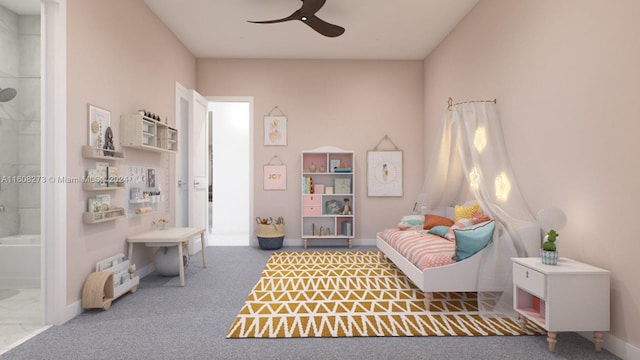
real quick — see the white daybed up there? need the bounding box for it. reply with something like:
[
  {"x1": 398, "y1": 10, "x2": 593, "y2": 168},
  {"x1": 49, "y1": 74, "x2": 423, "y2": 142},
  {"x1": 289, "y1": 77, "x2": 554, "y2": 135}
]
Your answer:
[{"x1": 376, "y1": 217, "x2": 539, "y2": 306}]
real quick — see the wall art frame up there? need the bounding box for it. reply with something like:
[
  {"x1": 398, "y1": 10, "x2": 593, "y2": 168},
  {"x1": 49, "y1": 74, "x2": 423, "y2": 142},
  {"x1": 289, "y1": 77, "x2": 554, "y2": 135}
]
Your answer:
[
  {"x1": 263, "y1": 106, "x2": 287, "y2": 146},
  {"x1": 367, "y1": 135, "x2": 403, "y2": 197},
  {"x1": 264, "y1": 115, "x2": 287, "y2": 146},
  {"x1": 88, "y1": 104, "x2": 111, "y2": 150},
  {"x1": 263, "y1": 155, "x2": 287, "y2": 190}
]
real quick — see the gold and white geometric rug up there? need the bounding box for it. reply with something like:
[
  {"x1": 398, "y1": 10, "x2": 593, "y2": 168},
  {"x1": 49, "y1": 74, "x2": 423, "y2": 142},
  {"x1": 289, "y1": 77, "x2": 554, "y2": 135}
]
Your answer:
[{"x1": 226, "y1": 251, "x2": 545, "y2": 338}]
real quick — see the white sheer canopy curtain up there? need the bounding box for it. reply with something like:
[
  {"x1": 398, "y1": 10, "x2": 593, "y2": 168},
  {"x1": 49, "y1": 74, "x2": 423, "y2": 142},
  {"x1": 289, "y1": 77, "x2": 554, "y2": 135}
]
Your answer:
[{"x1": 423, "y1": 100, "x2": 539, "y2": 315}]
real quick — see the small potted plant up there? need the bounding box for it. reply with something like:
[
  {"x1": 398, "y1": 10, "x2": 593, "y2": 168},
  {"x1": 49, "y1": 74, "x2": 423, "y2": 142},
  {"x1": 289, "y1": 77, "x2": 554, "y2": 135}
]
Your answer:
[{"x1": 541, "y1": 229, "x2": 559, "y2": 265}]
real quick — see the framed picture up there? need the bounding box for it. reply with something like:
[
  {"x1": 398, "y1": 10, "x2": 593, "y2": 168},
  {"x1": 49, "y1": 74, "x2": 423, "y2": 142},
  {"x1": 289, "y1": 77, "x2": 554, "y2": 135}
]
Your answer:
[
  {"x1": 263, "y1": 164, "x2": 287, "y2": 190},
  {"x1": 367, "y1": 150, "x2": 403, "y2": 197},
  {"x1": 264, "y1": 116, "x2": 287, "y2": 146},
  {"x1": 88, "y1": 104, "x2": 111, "y2": 149}
]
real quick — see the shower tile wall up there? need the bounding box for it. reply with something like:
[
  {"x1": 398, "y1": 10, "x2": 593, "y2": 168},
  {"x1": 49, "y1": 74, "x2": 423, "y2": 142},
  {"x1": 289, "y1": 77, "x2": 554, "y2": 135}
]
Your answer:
[{"x1": 0, "y1": 5, "x2": 40, "y2": 237}]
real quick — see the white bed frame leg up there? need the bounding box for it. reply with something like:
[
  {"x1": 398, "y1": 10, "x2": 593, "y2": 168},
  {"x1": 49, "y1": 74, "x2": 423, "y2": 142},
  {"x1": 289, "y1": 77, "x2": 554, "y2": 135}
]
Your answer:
[{"x1": 423, "y1": 292, "x2": 432, "y2": 309}]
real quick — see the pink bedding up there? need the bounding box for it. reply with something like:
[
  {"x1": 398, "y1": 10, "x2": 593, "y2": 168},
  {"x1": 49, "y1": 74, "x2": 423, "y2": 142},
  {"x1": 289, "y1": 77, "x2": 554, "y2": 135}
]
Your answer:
[{"x1": 379, "y1": 228, "x2": 456, "y2": 270}]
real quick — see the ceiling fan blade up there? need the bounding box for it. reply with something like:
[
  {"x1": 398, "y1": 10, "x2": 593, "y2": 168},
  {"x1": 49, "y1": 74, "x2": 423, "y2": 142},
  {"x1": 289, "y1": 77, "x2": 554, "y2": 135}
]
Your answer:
[
  {"x1": 301, "y1": 15, "x2": 345, "y2": 37},
  {"x1": 299, "y1": 0, "x2": 327, "y2": 16},
  {"x1": 247, "y1": 13, "x2": 298, "y2": 24}
]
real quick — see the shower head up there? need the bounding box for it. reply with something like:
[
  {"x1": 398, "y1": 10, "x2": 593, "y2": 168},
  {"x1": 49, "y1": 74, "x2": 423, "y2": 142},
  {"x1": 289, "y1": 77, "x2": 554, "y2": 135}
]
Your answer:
[{"x1": 0, "y1": 88, "x2": 17, "y2": 102}]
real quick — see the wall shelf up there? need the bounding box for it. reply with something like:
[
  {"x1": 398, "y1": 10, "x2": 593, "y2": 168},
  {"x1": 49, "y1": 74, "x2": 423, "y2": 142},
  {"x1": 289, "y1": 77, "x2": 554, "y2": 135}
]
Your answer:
[
  {"x1": 81, "y1": 145, "x2": 125, "y2": 161},
  {"x1": 120, "y1": 114, "x2": 178, "y2": 153},
  {"x1": 82, "y1": 208, "x2": 125, "y2": 224}
]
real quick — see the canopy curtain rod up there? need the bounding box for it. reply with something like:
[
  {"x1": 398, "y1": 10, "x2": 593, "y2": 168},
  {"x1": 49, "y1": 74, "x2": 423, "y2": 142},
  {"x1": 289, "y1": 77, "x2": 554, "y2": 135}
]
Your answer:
[{"x1": 447, "y1": 97, "x2": 497, "y2": 111}]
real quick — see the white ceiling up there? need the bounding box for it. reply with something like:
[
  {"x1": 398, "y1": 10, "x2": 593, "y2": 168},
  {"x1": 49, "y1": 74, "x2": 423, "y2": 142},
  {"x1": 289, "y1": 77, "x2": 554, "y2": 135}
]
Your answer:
[
  {"x1": 144, "y1": 0, "x2": 480, "y2": 60},
  {"x1": 0, "y1": 0, "x2": 480, "y2": 60}
]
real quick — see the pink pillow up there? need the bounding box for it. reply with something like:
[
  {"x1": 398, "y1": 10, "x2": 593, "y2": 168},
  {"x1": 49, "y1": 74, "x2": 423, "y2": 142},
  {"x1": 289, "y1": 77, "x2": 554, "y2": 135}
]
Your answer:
[{"x1": 444, "y1": 219, "x2": 474, "y2": 241}]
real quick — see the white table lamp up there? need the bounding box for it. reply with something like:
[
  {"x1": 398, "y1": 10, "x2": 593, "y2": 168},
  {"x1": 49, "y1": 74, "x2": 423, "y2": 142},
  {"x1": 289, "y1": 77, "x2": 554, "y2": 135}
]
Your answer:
[{"x1": 536, "y1": 206, "x2": 567, "y2": 233}]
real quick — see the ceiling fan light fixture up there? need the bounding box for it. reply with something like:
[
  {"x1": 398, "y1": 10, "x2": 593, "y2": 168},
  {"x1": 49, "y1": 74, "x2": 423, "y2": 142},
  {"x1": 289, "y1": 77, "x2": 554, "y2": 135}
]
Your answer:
[{"x1": 247, "y1": 0, "x2": 345, "y2": 38}]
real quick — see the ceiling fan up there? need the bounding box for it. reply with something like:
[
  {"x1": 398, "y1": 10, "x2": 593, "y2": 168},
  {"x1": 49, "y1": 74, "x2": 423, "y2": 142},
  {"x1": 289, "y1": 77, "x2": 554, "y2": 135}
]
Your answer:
[{"x1": 248, "y1": 0, "x2": 345, "y2": 38}]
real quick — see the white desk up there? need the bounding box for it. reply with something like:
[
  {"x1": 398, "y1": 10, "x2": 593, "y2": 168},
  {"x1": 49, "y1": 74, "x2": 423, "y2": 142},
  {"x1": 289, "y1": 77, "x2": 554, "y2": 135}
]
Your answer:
[{"x1": 127, "y1": 227, "x2": 206, "y2": 286}]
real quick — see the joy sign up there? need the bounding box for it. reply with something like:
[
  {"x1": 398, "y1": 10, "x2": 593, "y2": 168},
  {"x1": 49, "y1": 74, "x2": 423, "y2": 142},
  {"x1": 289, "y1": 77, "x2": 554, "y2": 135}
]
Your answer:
[{"x1": 264, "y1": 165, "x2": 286, "y2": 190}]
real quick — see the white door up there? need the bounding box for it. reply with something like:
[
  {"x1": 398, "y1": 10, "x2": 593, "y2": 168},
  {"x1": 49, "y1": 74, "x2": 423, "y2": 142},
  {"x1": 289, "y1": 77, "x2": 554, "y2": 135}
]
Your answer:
[
  {"x1": 175, "y1": 83, "x2": 209, "y2": 253},
  {"x1": 188, "y1": 89, "x2": 209, "y2": 239}
]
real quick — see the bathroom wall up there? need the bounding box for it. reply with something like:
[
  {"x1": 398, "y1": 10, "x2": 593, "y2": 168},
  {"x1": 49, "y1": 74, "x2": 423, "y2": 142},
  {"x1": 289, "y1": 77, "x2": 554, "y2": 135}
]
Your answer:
[
  {"x1": 16, "y1": 15, "x2": 40, "y2": 235},
  {"x1": 0, "y1": 5, "x2": 40, "y2": 238},
  {"x1": 0, "y1": 5, "x2": 19, "y2": 237}
]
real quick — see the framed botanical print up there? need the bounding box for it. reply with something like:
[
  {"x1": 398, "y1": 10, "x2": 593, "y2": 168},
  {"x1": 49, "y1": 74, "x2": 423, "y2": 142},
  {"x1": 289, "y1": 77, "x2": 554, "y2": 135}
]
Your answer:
[
  {"x1": 367, "y1": 150, "x2": 403, "y2": 197},
  {"x1": 264, "y1": 116, "x2": 287, "y2": 146}
]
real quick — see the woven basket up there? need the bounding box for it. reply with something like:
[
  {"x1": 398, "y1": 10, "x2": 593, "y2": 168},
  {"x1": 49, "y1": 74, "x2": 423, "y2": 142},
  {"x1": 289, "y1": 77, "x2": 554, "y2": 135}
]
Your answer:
[{"x1": 256, "y1": 223, "x2": 284, "y2": 238}]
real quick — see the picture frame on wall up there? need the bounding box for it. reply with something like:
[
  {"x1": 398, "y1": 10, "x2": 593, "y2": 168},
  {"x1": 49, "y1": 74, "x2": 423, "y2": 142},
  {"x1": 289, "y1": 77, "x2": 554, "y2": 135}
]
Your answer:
[
  {"x1": 263, "y1": 164, "x2": 287, "y2": 190},
  {"x1": 88, "y1": 104, "x2": 111, "y2": 150},
  {"x1": 264, "y1": 116, "x2": 287, "y2": 146},
  {"x1": 367, "y1": 150, "x2": 403, "y2": 197}
]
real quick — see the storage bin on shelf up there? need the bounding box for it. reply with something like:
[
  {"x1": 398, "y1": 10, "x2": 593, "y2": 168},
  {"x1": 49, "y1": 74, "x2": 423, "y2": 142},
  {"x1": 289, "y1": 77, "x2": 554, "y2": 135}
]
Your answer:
[{"x1": 256, "y1": 217, "x2": 285, "y2": 250}]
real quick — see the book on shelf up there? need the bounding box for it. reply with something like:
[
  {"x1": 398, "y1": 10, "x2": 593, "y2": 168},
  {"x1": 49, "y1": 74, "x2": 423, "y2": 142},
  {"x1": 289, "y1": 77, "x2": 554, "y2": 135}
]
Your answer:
[
  {"x1": 87, "y1": 169, "x2": 101, "y2": 188},
  {"x1": 107, "y1": 166, "x2": 119, "y2": 187},
  {"x1": 302, "y1": 176, "x2": 314, "y2": 194},
  {"x1": 96, "y1": 162, "x2": 109, "y2": 187},
  {"x1": 334, "y1": 178, "x2": 351, "y2": 194},
  {"x1": 96, "y1": 194, "x2": 111, "y2": 212}
]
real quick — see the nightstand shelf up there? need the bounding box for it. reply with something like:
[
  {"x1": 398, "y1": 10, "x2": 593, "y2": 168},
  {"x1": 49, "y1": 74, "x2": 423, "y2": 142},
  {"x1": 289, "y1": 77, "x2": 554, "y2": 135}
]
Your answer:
[{"x1": 512, "y1": 257, "x2": 610, "y2": 353}]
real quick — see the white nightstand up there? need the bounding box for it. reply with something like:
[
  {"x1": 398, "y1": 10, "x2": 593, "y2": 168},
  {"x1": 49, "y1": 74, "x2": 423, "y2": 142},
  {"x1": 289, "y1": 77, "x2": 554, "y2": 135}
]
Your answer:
[{"x1": 511, "y1": 257, "x2": 610, "y2": 352}]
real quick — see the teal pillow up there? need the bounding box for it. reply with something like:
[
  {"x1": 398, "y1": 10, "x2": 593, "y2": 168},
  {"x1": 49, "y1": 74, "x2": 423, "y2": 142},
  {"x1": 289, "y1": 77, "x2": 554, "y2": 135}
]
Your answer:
[
  {"x1": 453, "y1": 221, "x2": 495, "y2": 261},
  {"x1": 398, "y1": 215, "x2": 424, "y2": 227},
  {"x1": 428, "y1": 225, "x2": 450, "y2": 238}
]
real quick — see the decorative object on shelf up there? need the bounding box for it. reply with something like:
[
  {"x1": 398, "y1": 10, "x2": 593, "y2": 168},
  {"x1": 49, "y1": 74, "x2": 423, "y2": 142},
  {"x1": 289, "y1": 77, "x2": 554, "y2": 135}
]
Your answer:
[
  {"x1": 263, "y1": 155, "x2": 287, "y2": 191},
  {"x1": 341, "y1": 198, "x2": 352, "y2": 215},
  {"x1": 536, "y1": 207, "x2": 567, "y2": 265},
  {"x1": 147, "y1": 168, "x2": 156, "y2": 188},
  {"x1": 367, "y1": 135, "x2": 403, "y2": 197},
  {"x1": 334, "y1": 178, "x2": 351, "y2": 194},
  {"x1": 156, "y1": 218, "x2": 169, "y2": 230},
  {"x1": 541, "y1": 229, "x2": 559, "y2": 265},
  {"x1": 325, "y1": 199, "x2": 342, "y2": 214},
  {"x1": 88, "y1": 104, "x2": 110, "y2": 150},
  {"x1": 103, "y1": 126, "x2": 115, "y2": 156},
  {"x1": 263, "y1": 106, "x2": 287, "y2": 146},
  {"x1": 255, "y1": 216, "x2": 285, "y2": 250}
]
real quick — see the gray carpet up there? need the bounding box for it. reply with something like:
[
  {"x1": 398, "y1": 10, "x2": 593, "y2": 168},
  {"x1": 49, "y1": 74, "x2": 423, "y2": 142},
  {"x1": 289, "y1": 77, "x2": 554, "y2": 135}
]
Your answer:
[{"x1": 3, "y1": 246, "x2": 620, "y2": 360}]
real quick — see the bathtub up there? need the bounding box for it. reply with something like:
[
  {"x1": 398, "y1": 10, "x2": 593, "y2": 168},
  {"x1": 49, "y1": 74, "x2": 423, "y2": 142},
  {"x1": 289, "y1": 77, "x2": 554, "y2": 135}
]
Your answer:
[{"x1": 0, "y1": 234, "x2": 40, "y2": 289}]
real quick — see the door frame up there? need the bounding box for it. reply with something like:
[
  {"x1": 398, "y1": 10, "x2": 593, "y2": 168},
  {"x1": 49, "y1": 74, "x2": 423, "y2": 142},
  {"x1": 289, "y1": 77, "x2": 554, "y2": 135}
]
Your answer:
[
  {"x1": 42, "y1": 0, "x2": 69, "y2": 325},
  {"x1": 174, "y1": 82, "x2": 189, "y2": 228}
]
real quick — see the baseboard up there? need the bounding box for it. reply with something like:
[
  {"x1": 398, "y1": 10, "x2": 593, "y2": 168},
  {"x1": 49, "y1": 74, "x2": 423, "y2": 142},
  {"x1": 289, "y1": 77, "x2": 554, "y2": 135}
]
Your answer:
[
  {"x1": 58, "y1": 262, "x2": 155, "y2": 324},
  {"x1": 579, "y1": 331, "x2": 640, "y2": 359}
]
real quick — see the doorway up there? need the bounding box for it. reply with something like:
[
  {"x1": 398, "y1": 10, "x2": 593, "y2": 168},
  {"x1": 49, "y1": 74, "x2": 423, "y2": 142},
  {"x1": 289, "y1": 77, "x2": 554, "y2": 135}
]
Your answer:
[{"x1": 208, "y1": 98, "x2": 253, "y2": 246}]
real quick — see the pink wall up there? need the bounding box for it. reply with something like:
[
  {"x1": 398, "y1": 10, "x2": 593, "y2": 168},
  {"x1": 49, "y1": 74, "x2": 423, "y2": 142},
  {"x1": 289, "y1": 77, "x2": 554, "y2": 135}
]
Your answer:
[
  {"x1": 66, "y1": 0, "x2": 196, "y2": 304},
  {"x1": 197, "y1": 59, "x2": 425, "y2": 244},
  {"x1": 424, "y1": 0, "x2": 640, "y2": 348}
]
